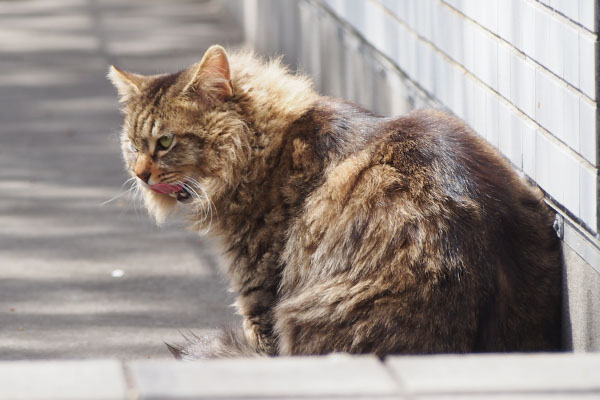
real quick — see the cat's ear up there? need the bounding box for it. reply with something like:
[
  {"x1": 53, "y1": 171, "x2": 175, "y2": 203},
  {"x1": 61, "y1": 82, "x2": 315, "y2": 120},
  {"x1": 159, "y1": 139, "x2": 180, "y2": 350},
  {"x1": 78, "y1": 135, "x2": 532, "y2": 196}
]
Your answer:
[
  {"x1": 181, "y1": 45, "x2": 233, "y2": 101},
  {"x1": 107, "y1": 65, "x2": 146, "y2": 103}
]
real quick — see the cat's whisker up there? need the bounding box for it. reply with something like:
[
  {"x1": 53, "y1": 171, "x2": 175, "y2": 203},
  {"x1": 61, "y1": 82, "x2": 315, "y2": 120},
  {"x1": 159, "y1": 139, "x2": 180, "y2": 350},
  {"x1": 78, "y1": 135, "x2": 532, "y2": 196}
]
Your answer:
[
  {"x1": 180, "y1": 175, "x2": 215, "y2": 233},
  {"x1": 100, "y1": 177, "x2": 137, "y2": 206},
  {"x1": 182, "y1": 181, "x2": 208, "y2": 221}
]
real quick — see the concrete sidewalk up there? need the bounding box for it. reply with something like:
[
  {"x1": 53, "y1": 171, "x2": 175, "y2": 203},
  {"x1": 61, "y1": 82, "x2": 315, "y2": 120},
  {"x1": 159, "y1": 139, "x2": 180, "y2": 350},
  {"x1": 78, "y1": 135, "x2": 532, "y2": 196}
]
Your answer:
[
  {"x1": 0, "y1": 0, "x2": 243, "y2": 360},
  {"x1": 2, "y1": 353, "x2": 600, "y2": 399}
]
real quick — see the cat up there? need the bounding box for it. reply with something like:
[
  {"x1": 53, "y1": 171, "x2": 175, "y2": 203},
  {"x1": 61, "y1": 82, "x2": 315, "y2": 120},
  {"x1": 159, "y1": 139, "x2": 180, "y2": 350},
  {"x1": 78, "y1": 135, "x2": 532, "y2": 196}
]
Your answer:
[{"x1": 108, "y1": 45, "x2": 562, "y2": 359}]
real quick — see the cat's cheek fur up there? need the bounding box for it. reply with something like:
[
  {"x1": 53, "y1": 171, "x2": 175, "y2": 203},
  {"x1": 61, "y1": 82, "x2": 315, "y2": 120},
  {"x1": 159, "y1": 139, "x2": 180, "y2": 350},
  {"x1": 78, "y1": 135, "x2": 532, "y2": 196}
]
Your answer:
[{"x1": 140, "y1": 185, "x2": 177, "y2": 224}]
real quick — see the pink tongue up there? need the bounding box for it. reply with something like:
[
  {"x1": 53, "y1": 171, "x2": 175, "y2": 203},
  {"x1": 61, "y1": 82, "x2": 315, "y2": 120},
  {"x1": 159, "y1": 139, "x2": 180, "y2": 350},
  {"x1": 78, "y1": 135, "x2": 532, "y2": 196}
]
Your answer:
[{"x1": 149, "y1": 183, "x2": 183, "y2": 194}]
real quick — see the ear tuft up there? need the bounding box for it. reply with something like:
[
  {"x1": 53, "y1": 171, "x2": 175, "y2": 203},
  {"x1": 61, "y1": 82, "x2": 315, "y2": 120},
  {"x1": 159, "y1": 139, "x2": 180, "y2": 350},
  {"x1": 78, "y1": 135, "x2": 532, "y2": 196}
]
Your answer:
[
  {"x1": 182, "y1": 45, "x2": 233, "y2": 101},
  {"x1": 107, "y1": 65, "x2": 145, "y2": 103}
]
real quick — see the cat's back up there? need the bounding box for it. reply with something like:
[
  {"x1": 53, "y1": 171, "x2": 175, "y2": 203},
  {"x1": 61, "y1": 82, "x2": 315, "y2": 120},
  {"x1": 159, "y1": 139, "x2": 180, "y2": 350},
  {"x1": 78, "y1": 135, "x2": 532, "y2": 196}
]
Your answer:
[{"x1": 279, "y1": 103, "x2": 561, "y2": 354}]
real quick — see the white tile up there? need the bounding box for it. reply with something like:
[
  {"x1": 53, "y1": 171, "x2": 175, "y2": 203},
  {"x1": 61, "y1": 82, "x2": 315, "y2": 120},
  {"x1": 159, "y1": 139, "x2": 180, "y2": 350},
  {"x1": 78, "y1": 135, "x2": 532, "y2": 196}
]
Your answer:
[
  {"x1": 482, "y1": 0, "x2": 498, "y2": 34},
  {"x1": 521, "y1": 1, "x2": 536, "y2": 55},
  {"x1": 379, "y1": 0, "x2": 397, "y2": 15},
  {"x1": 580, "y1": 164, "x2": 598, "y2": 231},
  {"x1": 462, "y1": 75, "x2": 476, "y2": 126},
  {"x1": 472, "y1": 82, "x2": 487, "y2": 139},
  {"x1": 563, "y1": 88, "x2": 581, "y2": 152},
  {"x1": 547, "y1": 15, "x2": 565, "y2": 78},
  {"x1": 511, "y1": 54, "x2": 536, "y2": 118},
  {"x1": 406, "y1": 31, "x2": 419, "y2": 80},
  {"x1": 416, "y1": 41, "x2": 434, "y2": 94},
  {"x1": 562, "y1": 23, "x2": 580, "y2": 88},
  {"x1": 440, "y1": 5, "x2": 460, "y2": 63},
  {"x1": 498, "y1": 100, "x2": 513, "y2": 160},
  {"x1": 462, "y1": 20, "x2": 475, "y2": 72},
  {"x1": 406, "y1": 0, "x2": 417, "y2": 28},
  {"x1": 323, "y1": 0, "x2": 343, "y2": 15},
  {"x1": 535, "y1": 130, "x2": 554, "y2": 197},
  {"x1": 345, "y1": 0, "x2": 367, "y2": 33},
  {"x1": 477, "y1": 32, "x2": 498, "y2": 90},
  {"x1": 547, "y1": 144, "x2": 566, "y2": 205},
  {"x1": 560, "y1": 0, "x2": 579, "y2": 23},
  {"x1": 451, "y1": 68, "x2": 467, "y2": 119},
  {"x1": 445, "y1": 0, "x2": 461, "y2": 10},
  {"x1": 534, "y1": 6, "x2": 549, "y2": 66},
  {"x1": 365, "y1": 2, "x2": 385, "y2": 53},
  {"x1": 497, "y1": 43, "x2": 511, "y2": 99},
  {"x1": 579, "y1": 97, "x2": 598, "y2": 165},
  {"x1": 431, "y1": 0, "x2": 444, "y2": 53},
  {"x1": 394, "y1": 24, "x2": 410, "y2": 74},
  {"x1": 534, "y1": 131, "x2": 574, "y2": 206},
  {"x1": 509, "y1": 111, "x2": 524, "y2": 168},
  {"x1": 485, "y1": 91, "x2": 500, "y2": 147},
  {"x1": 433, "y1": 53, "x2": 449, "y2": 107},
  {"x1": 579, "y1": 32, "x2": 596, "y2": 100},
  {"x1": 522, "y1": 119, "x2": 536, "y2": 178},
  {"x1": 382, "y1": 10, "x2": 400, "y2": 63},
  {"x1": 562, "y1": 151, "x2": 581, "y2": 216},
  {"x1": 415, "y1": 0, "x2": 433, "y2": 41},
  {"x1": 579, "y1": 0, "x2": 597, "y2": 32},
  {"x1": 511, "y1": 0, "x2": 524, "y2": 49},
  {"x1": 497, "y1": 0, "x2": 514, "y2": 44},
  {"x1": 465, "y1": 0, "x2": 479, "y2": 25},
  {"x1": 535, "y1": 68, "x2": 565, "y2": 141},
  {"x1": 387, "y1": 72, "x2": 410, "y2": 116}
]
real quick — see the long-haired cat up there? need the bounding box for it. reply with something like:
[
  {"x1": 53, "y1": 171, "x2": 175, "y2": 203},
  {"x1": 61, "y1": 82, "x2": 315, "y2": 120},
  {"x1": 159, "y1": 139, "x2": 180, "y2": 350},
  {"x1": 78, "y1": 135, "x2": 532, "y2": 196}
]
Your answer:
[{"x1": 108, "y1": 45, "x2": 562, "y2": 358}]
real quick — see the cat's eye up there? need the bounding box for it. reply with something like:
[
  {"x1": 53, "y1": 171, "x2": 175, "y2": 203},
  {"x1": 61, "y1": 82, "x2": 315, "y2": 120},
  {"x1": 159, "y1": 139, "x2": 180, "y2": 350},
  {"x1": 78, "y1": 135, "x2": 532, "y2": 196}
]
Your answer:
[
  {"x1": 157, "y1": 134, "x2": 174, "y2": 150},
  {"x1": 129, "y1": 143, "x2": 138, "y2": 153}
]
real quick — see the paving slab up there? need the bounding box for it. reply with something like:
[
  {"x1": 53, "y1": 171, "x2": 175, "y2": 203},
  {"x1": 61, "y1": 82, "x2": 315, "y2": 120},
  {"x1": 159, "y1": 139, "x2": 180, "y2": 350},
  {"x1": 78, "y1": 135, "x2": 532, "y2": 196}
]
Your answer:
[
  {"x1": 127, "y1": 354, "x2": 402, "y2": 399},
  {"x1": 386, "y1": 353, "x2": 600, "y2": 397},
  {"x1": 0, "y1": 360, "x2": 127, "y2": 400},
  {"x1": 0, "y1": 0, "x2": 243, "y2": 360}
]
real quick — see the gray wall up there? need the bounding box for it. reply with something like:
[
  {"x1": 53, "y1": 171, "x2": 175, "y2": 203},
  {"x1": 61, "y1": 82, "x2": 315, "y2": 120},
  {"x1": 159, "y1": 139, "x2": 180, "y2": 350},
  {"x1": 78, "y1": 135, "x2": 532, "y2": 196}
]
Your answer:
[{"x1": 224, "y1": 0, "x2": 600, "y2": 351}]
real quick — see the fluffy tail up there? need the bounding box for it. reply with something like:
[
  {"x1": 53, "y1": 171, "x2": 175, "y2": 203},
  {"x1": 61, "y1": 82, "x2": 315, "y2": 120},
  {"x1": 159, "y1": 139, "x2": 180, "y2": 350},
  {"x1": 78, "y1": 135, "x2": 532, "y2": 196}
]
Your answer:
[{"x1": 165, "y1": 325, "x2": 266, "y2": 360}]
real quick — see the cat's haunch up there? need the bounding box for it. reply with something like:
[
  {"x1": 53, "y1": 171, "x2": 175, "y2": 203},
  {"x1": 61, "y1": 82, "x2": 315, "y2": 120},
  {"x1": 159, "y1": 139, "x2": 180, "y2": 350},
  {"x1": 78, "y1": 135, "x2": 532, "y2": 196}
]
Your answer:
[{"x1": 109, "y1": 45, "x2": 562, "y2": 358}]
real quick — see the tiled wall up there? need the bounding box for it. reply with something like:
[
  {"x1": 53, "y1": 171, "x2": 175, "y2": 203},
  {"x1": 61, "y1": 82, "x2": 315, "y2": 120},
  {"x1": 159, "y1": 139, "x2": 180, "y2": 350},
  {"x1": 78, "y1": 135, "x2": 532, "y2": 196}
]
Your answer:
[{"x1": 226, "y1": 0, "x2": 600, "y2": 350}]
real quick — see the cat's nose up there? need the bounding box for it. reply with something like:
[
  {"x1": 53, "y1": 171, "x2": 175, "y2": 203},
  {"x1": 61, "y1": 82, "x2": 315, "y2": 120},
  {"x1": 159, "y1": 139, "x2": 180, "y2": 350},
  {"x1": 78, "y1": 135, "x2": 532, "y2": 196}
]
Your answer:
[{"x1": 137, "y1": 170, "x2": 151, "y2": 184}]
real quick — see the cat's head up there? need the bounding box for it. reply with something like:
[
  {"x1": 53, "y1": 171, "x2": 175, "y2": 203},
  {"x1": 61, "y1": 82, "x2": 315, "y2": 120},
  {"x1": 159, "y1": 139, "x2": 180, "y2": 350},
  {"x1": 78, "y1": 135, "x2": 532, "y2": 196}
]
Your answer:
[{"x1": 108, "y1": 45, "x2": 249, "y2": 225}]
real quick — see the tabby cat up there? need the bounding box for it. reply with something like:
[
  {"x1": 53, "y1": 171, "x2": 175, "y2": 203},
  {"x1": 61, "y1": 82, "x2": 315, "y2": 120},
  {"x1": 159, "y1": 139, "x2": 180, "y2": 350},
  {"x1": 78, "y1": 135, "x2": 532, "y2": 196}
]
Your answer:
[{"x1": 108, "y1": 45, "x2": 562, "y2": 359}]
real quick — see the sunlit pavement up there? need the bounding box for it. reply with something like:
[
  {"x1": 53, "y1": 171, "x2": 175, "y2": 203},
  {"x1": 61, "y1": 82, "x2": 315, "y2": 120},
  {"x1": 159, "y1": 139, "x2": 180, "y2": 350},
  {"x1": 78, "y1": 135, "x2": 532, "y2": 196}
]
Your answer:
[{"x1": 0, "y1": 0, "x2": 243, "y2": 360}]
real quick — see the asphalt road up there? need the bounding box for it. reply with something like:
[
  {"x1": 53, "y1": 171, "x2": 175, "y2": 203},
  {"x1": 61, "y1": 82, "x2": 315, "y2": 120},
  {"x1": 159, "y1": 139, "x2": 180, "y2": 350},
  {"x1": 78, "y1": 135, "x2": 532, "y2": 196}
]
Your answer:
[{"x1": 0, "y1": 0, "x2": 243, "y2": 359}]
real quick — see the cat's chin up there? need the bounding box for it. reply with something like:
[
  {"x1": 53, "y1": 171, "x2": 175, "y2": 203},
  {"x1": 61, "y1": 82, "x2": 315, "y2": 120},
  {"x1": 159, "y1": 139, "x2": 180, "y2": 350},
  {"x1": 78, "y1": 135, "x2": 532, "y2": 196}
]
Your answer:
[{"x1": 141, "y1": 186, "x2": 178, "y2": 225}]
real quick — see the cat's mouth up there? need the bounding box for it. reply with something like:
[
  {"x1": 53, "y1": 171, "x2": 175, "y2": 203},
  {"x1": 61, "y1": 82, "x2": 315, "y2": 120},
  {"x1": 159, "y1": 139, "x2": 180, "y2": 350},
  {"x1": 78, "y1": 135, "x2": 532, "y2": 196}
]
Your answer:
[
  {"x1": 174, "y1": 187, "x2": 192, "y2": 203},
  {"x1": 149, "y1": 183, "x2": 193, "y2": 203}
]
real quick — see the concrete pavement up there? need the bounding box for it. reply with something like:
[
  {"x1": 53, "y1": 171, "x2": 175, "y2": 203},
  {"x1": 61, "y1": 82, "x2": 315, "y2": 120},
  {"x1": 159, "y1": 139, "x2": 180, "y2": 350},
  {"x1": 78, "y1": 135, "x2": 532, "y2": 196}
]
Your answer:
[
  {"x1": 0, "y1": 0, "x2": 243, "y2": 360},
  {"x1": 2, "y1": 353, "x2": 600, "y2": 399}
]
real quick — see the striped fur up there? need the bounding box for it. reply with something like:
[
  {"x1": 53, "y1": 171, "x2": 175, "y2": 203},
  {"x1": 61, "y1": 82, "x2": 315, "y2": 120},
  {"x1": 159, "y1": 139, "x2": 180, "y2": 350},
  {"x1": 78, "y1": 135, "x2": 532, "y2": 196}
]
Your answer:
[{"x1": 109, "y1": 45, "x2": 562, "y2": 358}]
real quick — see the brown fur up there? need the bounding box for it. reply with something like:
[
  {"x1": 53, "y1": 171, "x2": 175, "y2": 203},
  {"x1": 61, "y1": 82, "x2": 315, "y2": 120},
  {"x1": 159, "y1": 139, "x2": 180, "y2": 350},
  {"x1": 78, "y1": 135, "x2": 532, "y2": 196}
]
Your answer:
[{"x1": 108, "y1": 45, "x2": 562, "y2": 358}]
